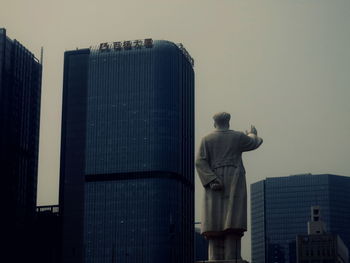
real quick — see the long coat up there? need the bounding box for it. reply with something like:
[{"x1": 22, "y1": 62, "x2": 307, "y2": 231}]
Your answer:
[{"x1": 196, "y1": 129, "x2": 263, "y2": 236}]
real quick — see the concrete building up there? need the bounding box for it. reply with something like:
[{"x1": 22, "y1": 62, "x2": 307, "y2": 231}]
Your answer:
[
  {"x1": 59, "y1": 39, "x2": 194, "y2": 263},
  {"x1": 251, "y1": 174, "x2": 350, "y2": 263},
  {"x1": 296, "y1": 206, "x2": 348, "y2": 263}
]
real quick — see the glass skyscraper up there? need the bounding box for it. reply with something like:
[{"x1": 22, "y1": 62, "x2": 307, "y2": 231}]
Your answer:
[
  {"x1": 60, "y1": 39, "x2": 194, "y2": 263},
  {"x1": 0, "y1": 28, "x2": 42, "y2": 261},
  {"x1": 251, "y1": 174, "x2": 350, "y2": 263}
]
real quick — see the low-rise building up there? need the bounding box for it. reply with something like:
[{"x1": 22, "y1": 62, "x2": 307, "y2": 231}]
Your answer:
[{"x1": 297, "y1": 206, "x2": 348, "y2": 263}]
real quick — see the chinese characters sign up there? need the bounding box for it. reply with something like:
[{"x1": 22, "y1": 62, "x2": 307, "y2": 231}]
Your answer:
[{"x1": 98, "y1": 38, "x2": 153, "y2": 52}]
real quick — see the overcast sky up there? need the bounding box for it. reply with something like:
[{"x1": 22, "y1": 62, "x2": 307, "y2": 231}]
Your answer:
[{"x1": 2, "y1": 0, "x2": 350, "y2": 260}]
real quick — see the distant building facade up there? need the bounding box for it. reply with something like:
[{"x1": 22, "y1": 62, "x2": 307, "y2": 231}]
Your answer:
[
  {"x1": 0, "y1": 28, "x2": 42, "y2": 261},
  {"x1": 251, "y1": 174, "x2": 350, "y2": 263},
  {"x1": 32, "y1": 205, "x2": 60, "y2": 263},
  {"x1": 60, "y1": 39, "x2": 194, "y2": 263},
  {"x1": 296, "y1": 206, "x2": 348, "y2": 263},
  {"x1": 195, "y1": 226, "x2": 208, "y2": 261}
]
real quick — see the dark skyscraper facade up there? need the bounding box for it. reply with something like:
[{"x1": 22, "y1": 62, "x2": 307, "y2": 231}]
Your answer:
[
  {"x1": 251, "y1": 174, "x2": 350, "y2": 263},
  {"x1": 0, "y1": 28, "x2": 42, "y2": 261},
  {"x1": 60, "y1": 39, "x2": 194, "y2": 263}
]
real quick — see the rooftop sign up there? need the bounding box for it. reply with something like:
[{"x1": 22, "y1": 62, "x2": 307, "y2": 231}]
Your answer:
[{"x1": 94, "y1": 38, "x2": 153, "y2": 52}]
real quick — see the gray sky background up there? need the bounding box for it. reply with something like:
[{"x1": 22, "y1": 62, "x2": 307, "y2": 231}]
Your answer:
[{"x1": 2, "y1": 0, "x2": 350, "y2": 260}]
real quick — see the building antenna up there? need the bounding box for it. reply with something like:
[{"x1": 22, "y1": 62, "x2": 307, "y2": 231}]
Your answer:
[{"x1": 40, "y1": 46, "x2": 44, "y2": 65}]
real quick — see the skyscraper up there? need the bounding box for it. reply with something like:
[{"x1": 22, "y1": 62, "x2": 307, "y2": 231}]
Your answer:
[
  {"x1": 251, "y1": 174, "x2": 350, "y2": 263},
  {"x1": 60, "y1": 39, "x2": 194, "y2": 263},
  {"x1": 0, "y1": 28, "x2": 42, "y2": 261}
]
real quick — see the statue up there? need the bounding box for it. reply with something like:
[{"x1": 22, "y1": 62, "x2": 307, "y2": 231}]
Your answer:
[{"x1": 196, "y1": 112, "x2": 263, "y2": 262}]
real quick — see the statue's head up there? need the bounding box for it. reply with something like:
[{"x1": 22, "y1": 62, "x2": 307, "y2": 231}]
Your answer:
[{"x1": 213, "y1": 112, "x2": 231, "y2": 129}]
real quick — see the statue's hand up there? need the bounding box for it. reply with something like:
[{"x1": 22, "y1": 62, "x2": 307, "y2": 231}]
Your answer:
[
  {"x1": 209, "y1": 178, "x2": 223, "y2": 191},
  {"x1": 246, "y1": 125, "x2": 258, "y2": 136}
]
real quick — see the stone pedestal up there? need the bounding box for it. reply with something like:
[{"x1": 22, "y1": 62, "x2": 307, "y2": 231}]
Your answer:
[{"x1": 196, "y1": 260, "x2": 249, "y2": 263}]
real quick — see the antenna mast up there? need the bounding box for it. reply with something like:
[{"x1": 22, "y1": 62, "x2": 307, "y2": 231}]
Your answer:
[{"x1": 40, "y1": 47, "x2": 44, "y2": 65}]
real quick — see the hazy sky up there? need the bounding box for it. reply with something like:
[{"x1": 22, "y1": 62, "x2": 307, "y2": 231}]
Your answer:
[{"x1": 2, "y1": 0, "x2": 350, "y2": 260}]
